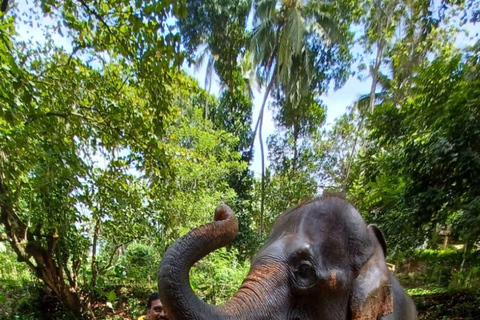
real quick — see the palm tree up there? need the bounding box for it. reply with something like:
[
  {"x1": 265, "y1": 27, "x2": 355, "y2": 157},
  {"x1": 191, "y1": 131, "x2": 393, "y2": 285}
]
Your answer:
[
  {"x1": 194, "y1": 45, "x2": 216, "y2": 119},
  {"x1": 363, "y1": 0, "x2": 404, "y2": 112},
  {"x1": 239, "y1": 50, "x2": 262, "y2": 100},
  {"x1": 250, "y1": 0, "x2": 342, "y2": 234},
  {"x1": 343, "y1": 72, "x2": 392, "y2": 190}
]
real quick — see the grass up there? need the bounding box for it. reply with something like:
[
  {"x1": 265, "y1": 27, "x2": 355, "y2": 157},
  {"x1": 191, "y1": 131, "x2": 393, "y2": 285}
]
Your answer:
[{"x1": 407, "y1": 287, "x2": 448, "y2": 296}]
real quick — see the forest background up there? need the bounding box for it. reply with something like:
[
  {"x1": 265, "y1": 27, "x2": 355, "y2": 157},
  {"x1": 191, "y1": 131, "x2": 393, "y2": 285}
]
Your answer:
[{"x1": 1, "y1": 0, "x2": 480, "y2": 319}]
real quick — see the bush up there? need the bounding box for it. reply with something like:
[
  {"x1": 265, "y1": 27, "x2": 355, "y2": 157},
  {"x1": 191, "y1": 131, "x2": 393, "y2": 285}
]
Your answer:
[
  {"x1": 392, "y1": 249, "x2": 480, "y2": 289},
  {"x1": 0, "y1": 243, "x2": 34, "y2": 284},
  {"x1": 123, "y1": 243, "x2": 159, "y2": 286},
  {"x1": 0, "y1": 281, "x2": 77, "y2": 320},
  {"x1": 450, "y1": 266, "x2": 480, "y2": 290},
  {"x1": 190, "y1": 247, "x2": 249, "y2": 304},
  {"x1": 94, "y1": 242, "x2": 161, "y2": 291}
]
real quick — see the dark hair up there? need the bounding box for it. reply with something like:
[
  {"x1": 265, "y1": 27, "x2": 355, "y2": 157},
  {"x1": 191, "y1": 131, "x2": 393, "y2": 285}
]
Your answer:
[{"x1": 147, "y1": 292, "x2": 160, "y2": 309}]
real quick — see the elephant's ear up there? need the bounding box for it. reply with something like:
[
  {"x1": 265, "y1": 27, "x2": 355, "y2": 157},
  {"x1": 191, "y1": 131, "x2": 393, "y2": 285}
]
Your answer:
[{"x1": 349, "y1": 224, "x2": 393, "y2": 320}]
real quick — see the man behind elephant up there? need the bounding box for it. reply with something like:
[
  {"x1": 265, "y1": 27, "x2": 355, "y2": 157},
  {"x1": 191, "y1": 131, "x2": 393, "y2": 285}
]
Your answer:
[{"x1": 137, "y1": 292, "x2": 168, "y2": 320}]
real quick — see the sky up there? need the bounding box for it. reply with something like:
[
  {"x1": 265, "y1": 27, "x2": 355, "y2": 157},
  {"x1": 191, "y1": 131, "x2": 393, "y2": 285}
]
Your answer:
[{"x1": 13, "y1": 0, "x2": 479, "y2": 178}]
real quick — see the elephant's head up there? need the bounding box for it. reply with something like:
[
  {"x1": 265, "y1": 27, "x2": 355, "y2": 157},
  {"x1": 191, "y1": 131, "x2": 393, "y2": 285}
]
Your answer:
[{"x1": 158, "y1": 197, "x2": 394, "y2": 320}]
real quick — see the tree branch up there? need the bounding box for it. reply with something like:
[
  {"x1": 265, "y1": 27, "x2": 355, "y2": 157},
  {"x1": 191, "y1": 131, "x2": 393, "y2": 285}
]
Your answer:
[
  {"x1": 1, "y1": 177, "x2": 42, "y2": 275},
  {"x1": 62, "y1": 256, "x2": 77, "y2": 289},
  {"x1": 66, "y1": 45, "x2": 85, "y2": 66},
  {"x1": 98, "y1": 242, "x2": 129, "y2": 273},
  {"x1": 1, "y1": 0, "x2": 8, "y2": 13},
  {"x1": 72, "y1": 258, "x2": 81, "y2": 285},
  {"x1": 113, "y1": 74, "x2": 131, "y2": 100},
  {"x1": 0, "y1": 176, "x2": 28, "y2": 240},
  {"x1": 25, "y1": 110, "x2": 103, "y2": 126},
  {"x1": 76, "y1": 0, "x2": 134, "y2": 59}
]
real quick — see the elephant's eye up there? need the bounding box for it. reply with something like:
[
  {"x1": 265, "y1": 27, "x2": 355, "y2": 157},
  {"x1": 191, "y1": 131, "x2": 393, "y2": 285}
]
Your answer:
[
  {"x1": 297, "y1": 262, "x2": 312, "y2": 274},
  {"x1": 294, "y1": 261, "x2": 317, "y2": 288}
]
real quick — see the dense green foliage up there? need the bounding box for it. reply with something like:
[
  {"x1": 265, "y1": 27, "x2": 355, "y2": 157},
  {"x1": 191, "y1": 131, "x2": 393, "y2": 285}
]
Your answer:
[
  {"x1": 350, "y1": 49, "x2": 480, "y2": 255},
  {"x1": 1, "y1": 0, "x2": 480, "y2": 319},
  {"x1": 0, "y1": 1, "x2": 247, "y2": 316}
]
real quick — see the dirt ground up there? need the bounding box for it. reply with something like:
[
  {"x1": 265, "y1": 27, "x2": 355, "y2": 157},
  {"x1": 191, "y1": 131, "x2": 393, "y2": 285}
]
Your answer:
[{"x1": 413, "y1": 290, "x2": 480, "y2": 320}]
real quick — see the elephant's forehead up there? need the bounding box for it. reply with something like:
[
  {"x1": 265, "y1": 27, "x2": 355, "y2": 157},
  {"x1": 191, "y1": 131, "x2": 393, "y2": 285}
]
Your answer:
[
  {"x1": 265, "y1": 198, "x2": 367, "y2": 258},
  {"x1": 273, "y1": 199, "x2": 363, "y2": 237},
  {"x1": 276, "y1": 214, "x2": 350, "y2": 252}
]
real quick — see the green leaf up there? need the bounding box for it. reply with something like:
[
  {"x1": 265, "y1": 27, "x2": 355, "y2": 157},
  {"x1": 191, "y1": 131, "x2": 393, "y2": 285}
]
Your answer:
[{"x1": 107, "y1": 290, "x2": 117, "y2": 302}]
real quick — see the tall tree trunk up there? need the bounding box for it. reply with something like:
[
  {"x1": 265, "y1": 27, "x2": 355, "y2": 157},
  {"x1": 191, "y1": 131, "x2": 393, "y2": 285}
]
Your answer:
[
  {"x1": 204, "y1": 56, "x2": 214, "y2": 120},
  {"x1": 369, "y1": 39, "x2": 384, "y2": 113},
  {"x1": 292, "y1": 123, "x2": 299, "y2": 173},
  {"x1": 90, "y1": 218, "x2": 100, "y2": 294},
  {"x1": 250, "y1": 68, "x2": 276, "y2": 235},
  {"x1": 259, "y1": 103, "x2": 265, "y2": 235},
  {"x1": 443, "y1": 235, "x2": 449, "y2": 248},
  {"x1": 249, "y1": 67, "x2": 276, "y2": 152},
  {"x1": 460, "y1": 239, "x2": 470, "y2": 273},
  {"x1": 343, "y1": 116, "x2": 365, "y2": 192},
  {"x1": 344, "y1": 37, "x2": 385, "y2": 191}
]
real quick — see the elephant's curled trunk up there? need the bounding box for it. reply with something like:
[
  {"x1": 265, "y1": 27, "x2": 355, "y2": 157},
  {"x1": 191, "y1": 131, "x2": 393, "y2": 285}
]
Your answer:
[{"x1": 158, "y1": 204, "x2": 239, "y2": 320}]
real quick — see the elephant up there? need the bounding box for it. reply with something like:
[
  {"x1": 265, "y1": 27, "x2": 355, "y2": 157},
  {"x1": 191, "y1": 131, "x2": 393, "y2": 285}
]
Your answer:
[{"x1": 158, "y1": 196, "x2": 418, "y2": 320}]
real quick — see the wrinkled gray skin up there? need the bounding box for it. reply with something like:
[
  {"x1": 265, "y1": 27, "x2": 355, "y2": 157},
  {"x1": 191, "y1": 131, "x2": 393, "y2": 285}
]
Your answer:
[{"x1": 158, "y1": 197, "x2": 417, "y2": 320}]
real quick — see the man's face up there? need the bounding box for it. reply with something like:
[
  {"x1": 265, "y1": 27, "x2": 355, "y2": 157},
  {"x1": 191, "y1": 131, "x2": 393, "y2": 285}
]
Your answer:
[{"x1": 148, "y1": 299, "x2": 168, "y2": 320}]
